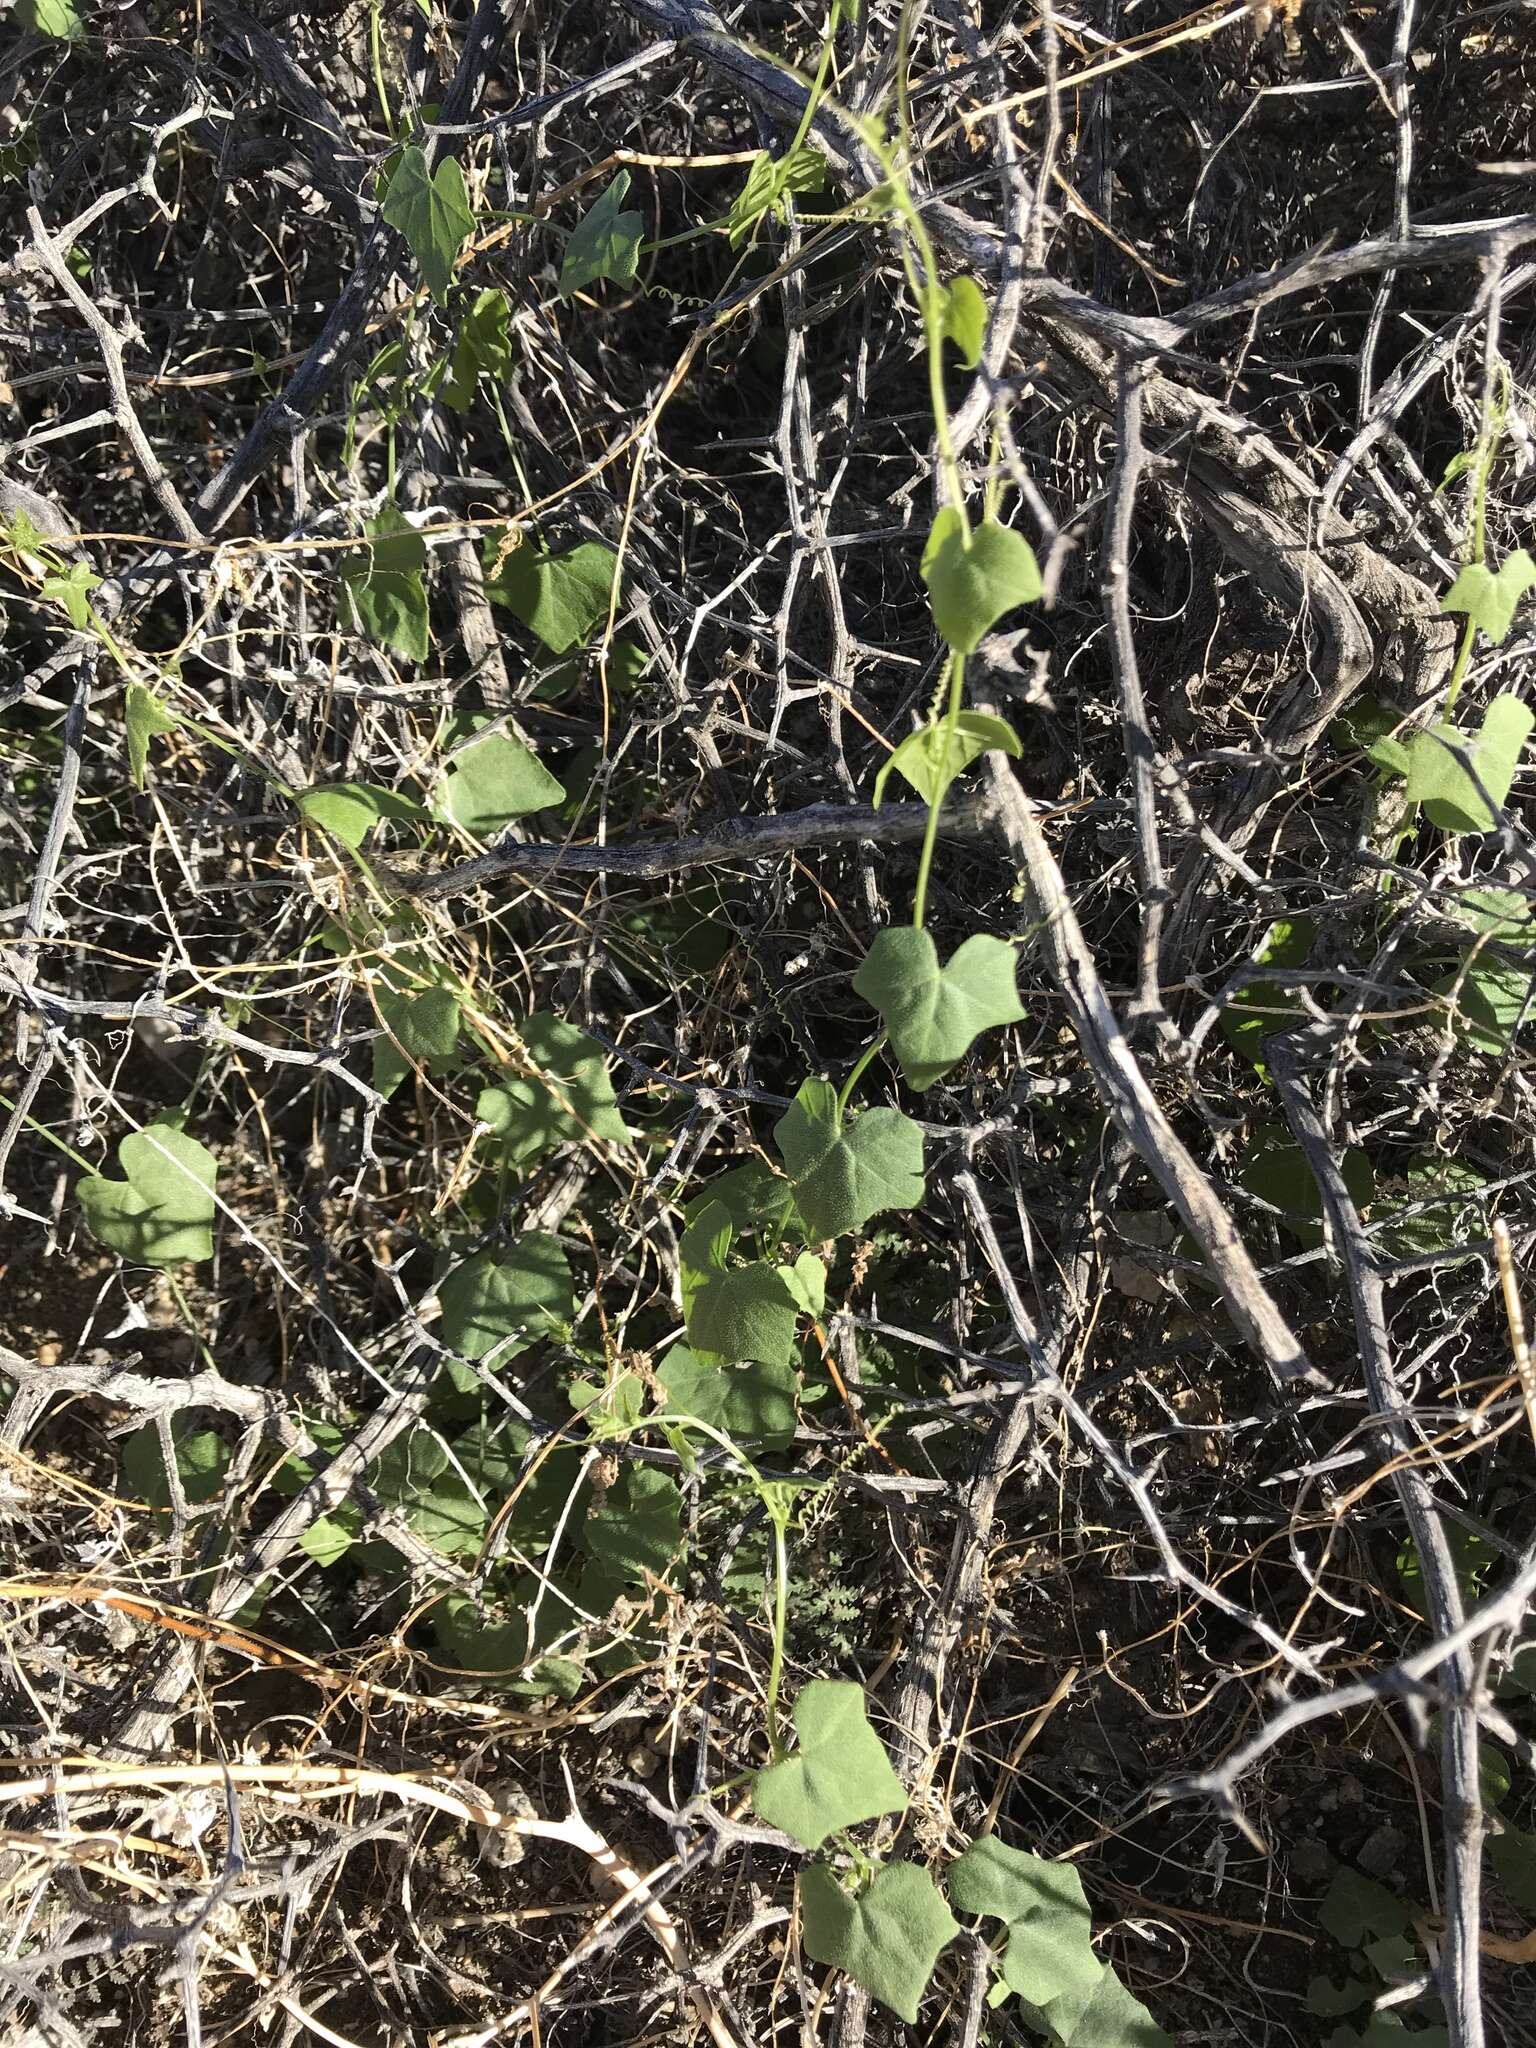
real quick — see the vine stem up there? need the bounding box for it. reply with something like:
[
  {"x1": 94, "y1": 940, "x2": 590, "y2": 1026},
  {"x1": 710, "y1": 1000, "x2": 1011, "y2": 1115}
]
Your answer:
[{"x1": 910, "y1": 652, "x2": 967, "y2": 929}]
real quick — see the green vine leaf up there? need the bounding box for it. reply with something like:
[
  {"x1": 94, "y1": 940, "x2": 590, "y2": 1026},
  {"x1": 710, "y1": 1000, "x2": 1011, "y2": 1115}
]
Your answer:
[
  {"x1": 921, "y1": 508, "x2": 1041, "y2": 654},
  {"x1": 478, "y1": 1013, "x2": 632, "y2": 1162},
  {"x1": 299, "y1": 780, "x2": 425, "y2": 851},
  {"x1": 125, "y1": 682, "x2": 179, "y2": 789},
  {"x1": 438, "y1": 1234, "x2": 573, "y2": 1368},
  {"x1": 380, "y1": 144, "x2": 474, "y2": 301},
  {"x1": 773, "y1": 1079, "x2": 926, "y2": 1241},
  {"x1": 438, "y1": 730, "x2": 564, "y2": 835},
  {"x1": 873, "y1": 710, "x2": 1020, "y2": 808},
  {"x1": 77, "y1": 1114, "x2": 217, "y2": 1266},
  {"x1": 728, "y1": 146, "x2": 827, "y2": 247},
  {"x1": 777, "y1": 1250, "x2": 826, "y2": 1317},
  {"x1": 341, "y1": 508, "x2": 431, "y2": 662},
  {"x1": 41, "y1": 559, "x2": 100, "y2": 629},
  {"x1": 1435, "y1": 958, "x2": 1534, "y2": 1055},
  {"x1": 122, "y1": 1419, "x2": 230, "y2": 1508},
  {"x1": 853, "y1": 928, "x2": 1023, "y2": 1088},
  {"x1": 1220, "y1": 916, "x2": 1314, "y2": 1065},
  {"x1": 935, "y1": 276, "x2": 986, "y2": 368},
  {"x1": 441, "y1": 287, "x2": 512, "y2": 410},
  {"x1": 800, "y1": 1861, "x2": 958, "y2": 2022},
  {"x1": 482, "y1": 534, "x2": 620, "y2": 653},
  {"x1": 1318, "y1": 1868, "x2": 1411, "y2": 1949},
  {"x1": 949, "y1": 1835, "x2": 1169, "y2": 2045},
  {"x1": 656, "y1": 1342, "x2": 799, "y2": 1450},
  {"x1": 372, "y1": 985, "x2": 462, "y2": 1098},
  {"x1": 752, "y1": 1679, "x2": 907, "y2": 1847},
  {"x1": 579, "y1": 1463, "x2": 682, "y2": 1593},
  {"x1": 1400, "y1": 693, "x2": 1533, "y2": 833},
  {"x1": 1441, "y1": 549, "x2": 1536, "y2": 645},
  {"x1": 560, "y1": 171, "x2": 644, "y2": 295},
  {"x1": 687, "y1": 1259, "x2": 800, "y2": 1367},
  {"x1": 16, "y1": 0, "x2": 84, "y2": 38}
]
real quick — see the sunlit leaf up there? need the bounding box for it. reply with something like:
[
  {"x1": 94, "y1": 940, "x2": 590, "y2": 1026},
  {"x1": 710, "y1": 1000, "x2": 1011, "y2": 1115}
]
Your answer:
[
  {"x1": 438, "y1": 729, "x2": 563, "y2": 835},
  {"x1": 478, "y1": 1013, "x2": 632, "y2": 1162},
  {"x1": 922, "y1": 508, "x2": 1041, "y2": 654},
  {"x1": 752, "y1": 1680, "x2": 907, "y2": 1848},
  {"x1": 381, "y1": 144, "x2": 474, "y2": 301},
  {"x1": 438, "y1": 1235, "x2": 572, "y2": 1365},
  {"x1": 78, "y1": 1115, "x2": 217, "y2": 1266},
  {"x1": 1441, "y1": 549, "x2": 1536, "y2": 645},
  {"x1": 125, "y1": 682, "x2": 179, "y2": 789},
  {"x1": 656, "y1": 1342, "x2": 799, "y2": 1450},
  {"x1": 121, "y1": 1419, "x2": 229, "y2": 1508},
  {"x1": 482, "y1": 533, "x2": 619, "y2": 653},
  {"x1": 853, "y1": 928, "x2": 1022, "y2": 1088},
  {"x1": 873, "y1": 710, "x2": 1020, "y2": 808},
  {"x1": 774, "y1": 1079, "x2": 925, "y2": 1240},
  {"x1": 372, "y1": 985, "x2": 461, "y2": 1098},
  {"x1": 728, "y1": 146, "x2": 827, "y2": 246},
  {"x1": 1401, "y1": 693, "x2": 1533, "y2": 833},
  {"x1": 800, "y1": 1861, "x2": 956, "y2": 2022},
  {"x1": 299, "y1": 780, "x2": 425, "y2": 850},
  {"x1": 935, "y1": 276, "x2": 986, "y2": 368}
]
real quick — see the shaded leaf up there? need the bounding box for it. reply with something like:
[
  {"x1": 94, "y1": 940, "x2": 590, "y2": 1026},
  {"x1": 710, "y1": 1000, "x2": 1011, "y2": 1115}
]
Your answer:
[
  {"x1": 122, "y1": 1420, "x2": 229, "y2": 1508},
  {"x1": 372, "y1": 985, "x2": 461, "y2": 1098},
  {"x1": 341, "y1": 507, "x2": 431, "y2": 661},
  {"x1": 774, "y1": 1079, "x2": 925, "y2": 1240},
  {"x1": 478, "y1": 1013, "x2": 632, "y2": 1162},
  {"x1": 381, "y1": 145, "x2": 474, "y2": 301},
  {"x1": 439, "y1": 730, "x2": 563, "y2": 835},
  {"x1": 800, "y1": 1861, "x2": 957, "y2": 2022},
  {"x1": 125, "y1": 682, "x2": 178, "y2": 790},
  {"x1": 1220, "y1": 917, "x2": 1314, "y2": 1064},
  {"x1": 560, "y1": 171, "x2": 644, "y2": 295},
  {"x1": 1490, "y1": 1823, "x2": 1536, "y2": 1909},
  {"x1": 753, "y1": 1680, "x2": 907, "y2": 1848},
  {"x1": 853, "y1": 928, "x2": 1022, "y2": 1088},
  {"x1": 873, "y1": 710, "x2": 1020, "y2": 808},
  {"x1": 16, "y1": 0, "x2": 83, "y2": 37},
  {"x1": 442, "y1": 287, "x2": 512, "y2": 410},
  {"x1": 1441, "y1": 550, "x2": 1536, "y2": 645},
  {"x1": 482, "y1": 534, "x2": 620, "y2": 653},
  {"x1": 657, "y1": 1342, "x2": 799, "y2": 1450},
  {"x1": 921, "y1": 509, "x2": 1041, "y2": 654},
  {"x1": 78, "y1": 1116, "x2": 217, "y2": 1266},
  {"x1": 1318, "y1": 1867, "x2": 1411, "y2": 1949},
  {"x1": 438, "y1": 1235, "x2": 572, "y2": 1364},
  {"x1": 1376, "y1": 1161, "x2": 1486, "y2": 1259},
  {"x1": 1436, "y1": 959, "x2": 1535, "y2": 1054},
  {"x1": 580, "y1": 1463, "x2": 682, "y2": 1589}
]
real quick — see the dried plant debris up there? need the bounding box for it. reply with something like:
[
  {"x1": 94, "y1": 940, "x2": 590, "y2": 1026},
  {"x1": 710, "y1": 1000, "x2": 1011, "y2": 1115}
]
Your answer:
[{"x1": 1, "y1": 2, "x2": 1535, "y2": 2044}]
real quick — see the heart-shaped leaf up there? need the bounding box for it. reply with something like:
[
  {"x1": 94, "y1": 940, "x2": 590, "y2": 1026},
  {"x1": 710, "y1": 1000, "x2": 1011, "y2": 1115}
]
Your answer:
[
  {"x1": 753, "y1": 1679, "x2": 907, "y2": 1847},
  {"x1": 656, "y1": 1343, "x2": 800, "y2": 1450},
  {"x1": 438, "y1": 1235, "x2": 572, "y2": 1365},
  {"x1": 77, "y1": 1116, "x2": 217, "y2": 1267},
  {"x1": 125, "y1": 683, "x2": 178, "y2": 789},
  {"x1": 1442, "y1": 549, "x2": 1536, "y2": 645},
  {"x1": 442, "y1": 287, "x2": 512, "y2": 410},
  {"x1": 800, "y1": 1860, "x2": 957, "y2": 2022},
  {"x1": 381, "y1": 145, "x2": 474, "y2": 301},
  {"x1": 774, "y1": 1080, "x2": 925, "y2": 1241},
  {"x1": 478, "y1": 1013, "x2": 632, "y2": 1162},
  {"x1": 482, "y1": 534, "x2": 620, "y2": 653},
  {"x1": 949, "y1": 1837, "x2": 1100, "y2": 2011},
  {"x1": 853, "y1": 928, "x2": 1023, "y2": 1088},
  {"x1": 560, "y1": 171, "x2": 644, "y2": 295},
  {"x1": 935, "y1": 276, "x2": 986, "y2": 368},
  {"x1": 16, "y1": 0, "x2": 83, "y2": 39},
  {"x1": 1401, "y1": 692, "x2": 1533, "y2": 833},
  {"x1": 922, "y1": 509, "x2": 1041, "y2": 654},
  {"x1": 300, "y1": 780, "x2": 425, "y2": 851},
  {"x1": 687, "y1": 1260, "x2": 800, "y2": 1367},
  {"x1": 372, "y1": 985, "x2": 462, "y2": 1098},
  {"x1": 341, "y1": 508, "x2": 431, "y2": 661},
  {"x1": 873, "y1": 710, "x2": 1020, "y2": 808},
  {"x1": 122, "y1": 1419, "x2": 230, "y2": 1508},
  {"x1": 438, "y1": 730, "x2": 563, "y2": 835}
]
